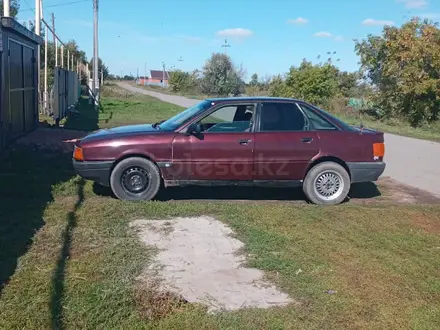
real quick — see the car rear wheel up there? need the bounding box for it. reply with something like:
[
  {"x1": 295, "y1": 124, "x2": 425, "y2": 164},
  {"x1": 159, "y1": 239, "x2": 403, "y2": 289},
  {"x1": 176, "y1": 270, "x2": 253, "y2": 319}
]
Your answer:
[
  {"x1": 303, "y1": 162, "x2": 350, "y2": 205},
  {"x1": 110, "y1": 157, "x2": 161, "y2": 201}
]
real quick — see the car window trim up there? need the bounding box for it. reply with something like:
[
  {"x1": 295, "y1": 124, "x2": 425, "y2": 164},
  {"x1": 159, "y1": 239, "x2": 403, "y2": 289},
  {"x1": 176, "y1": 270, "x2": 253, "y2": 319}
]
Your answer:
[{"x1": 255, "y1": 100, "x2": 311, "y2": 133}]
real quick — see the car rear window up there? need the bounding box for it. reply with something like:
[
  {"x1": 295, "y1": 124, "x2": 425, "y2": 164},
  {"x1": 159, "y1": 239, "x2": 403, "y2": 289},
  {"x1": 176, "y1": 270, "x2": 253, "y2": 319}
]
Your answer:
[
  {"x1": 303, "y1": 103, "x2": 355, "y2": 131},
  {"x1": 298, "y1": 104, "x2": 338, "y2": 130}
]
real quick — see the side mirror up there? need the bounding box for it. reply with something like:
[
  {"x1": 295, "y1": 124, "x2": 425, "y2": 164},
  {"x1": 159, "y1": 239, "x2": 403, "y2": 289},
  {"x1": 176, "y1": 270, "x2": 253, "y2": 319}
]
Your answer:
[{"x1": 186, "y1": 123, "x2": 202, "y2": 136}]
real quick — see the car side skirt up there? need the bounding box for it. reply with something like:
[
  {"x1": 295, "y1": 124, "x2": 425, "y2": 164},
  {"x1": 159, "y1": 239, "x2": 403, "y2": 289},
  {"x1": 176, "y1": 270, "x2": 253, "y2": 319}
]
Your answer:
[{"x1": 164, "y1": 180, "x2": 303, "y2": 188}]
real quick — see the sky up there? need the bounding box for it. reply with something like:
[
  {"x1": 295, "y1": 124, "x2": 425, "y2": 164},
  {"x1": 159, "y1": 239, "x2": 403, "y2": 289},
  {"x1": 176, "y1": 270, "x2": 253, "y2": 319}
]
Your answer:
[{"x1": 17, "y1": 0, "x2": 440, "y2": 80}]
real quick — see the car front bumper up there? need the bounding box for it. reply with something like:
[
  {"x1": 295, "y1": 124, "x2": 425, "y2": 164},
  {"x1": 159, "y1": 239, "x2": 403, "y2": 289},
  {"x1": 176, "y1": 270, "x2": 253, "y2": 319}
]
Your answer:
[
  {"x1": 347, "y1": 161, "x2": 386, "y2": 183},
  {"x1": 72, "y1": 160, "x2": 114, "y2": 187}
]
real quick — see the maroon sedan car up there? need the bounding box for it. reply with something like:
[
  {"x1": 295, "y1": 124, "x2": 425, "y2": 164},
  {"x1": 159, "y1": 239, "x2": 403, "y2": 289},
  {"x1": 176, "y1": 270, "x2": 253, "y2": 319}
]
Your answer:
[{"x1": 72, "y1": 97, "x2": 385, "y2": 205}]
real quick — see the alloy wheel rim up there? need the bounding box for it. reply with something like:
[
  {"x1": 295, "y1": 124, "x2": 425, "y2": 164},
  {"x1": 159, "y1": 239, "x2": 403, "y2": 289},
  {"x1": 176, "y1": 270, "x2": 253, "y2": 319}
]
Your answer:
[{"x1": 313, "y1": 170, "x2": 344, "y2": 201}]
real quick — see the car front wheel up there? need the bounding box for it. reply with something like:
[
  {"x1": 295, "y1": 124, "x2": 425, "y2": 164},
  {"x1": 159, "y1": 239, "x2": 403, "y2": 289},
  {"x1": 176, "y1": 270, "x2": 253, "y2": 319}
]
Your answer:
[
  {"x1": 303, "y1": 162, "x2": 350, "y2": 205},
  {"x1": 110, "y1": 157, "x2": 161, "y2": 201}
]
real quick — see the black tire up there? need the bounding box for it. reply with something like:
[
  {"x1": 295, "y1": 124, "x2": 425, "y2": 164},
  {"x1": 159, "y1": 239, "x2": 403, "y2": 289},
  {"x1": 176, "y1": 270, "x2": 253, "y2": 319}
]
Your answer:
[
  {"x1": 110, "y1": 157, "x2": 161, "y2": 201},
  {"x1": 303, "y1": 162, "x2": 350, "y2": 205}
]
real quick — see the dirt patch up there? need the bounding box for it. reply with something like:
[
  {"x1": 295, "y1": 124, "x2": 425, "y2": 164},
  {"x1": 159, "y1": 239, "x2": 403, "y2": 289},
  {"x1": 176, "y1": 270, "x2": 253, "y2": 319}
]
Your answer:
[
  {"x1": 412, "y1": 214, "x2": 440, "y2": 234},
  {"x1": 378, "y1": 177, "x2": 440, "y2": 204},
  {"x1": 131, "y1": 217, "x2": 293, "y2": 313}
]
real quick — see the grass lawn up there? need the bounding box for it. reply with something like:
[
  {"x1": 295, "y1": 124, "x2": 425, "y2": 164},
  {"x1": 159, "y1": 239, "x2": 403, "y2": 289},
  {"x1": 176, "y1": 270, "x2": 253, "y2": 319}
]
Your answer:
[{"x1": 2, "y1": 85, "x2": 440, "y2": 329}]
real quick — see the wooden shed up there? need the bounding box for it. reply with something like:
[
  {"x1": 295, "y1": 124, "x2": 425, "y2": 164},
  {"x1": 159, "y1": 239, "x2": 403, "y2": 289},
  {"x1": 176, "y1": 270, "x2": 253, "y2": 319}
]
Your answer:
[{"x1": 0, "y1": 17, "x2": 43, "y2": 152}]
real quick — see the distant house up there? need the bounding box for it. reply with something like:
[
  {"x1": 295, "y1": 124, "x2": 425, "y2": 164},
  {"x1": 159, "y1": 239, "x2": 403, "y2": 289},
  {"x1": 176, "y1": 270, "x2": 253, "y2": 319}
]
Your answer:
[{"x1": 137, "y1": 70, "x2": 170, "y2": 87}]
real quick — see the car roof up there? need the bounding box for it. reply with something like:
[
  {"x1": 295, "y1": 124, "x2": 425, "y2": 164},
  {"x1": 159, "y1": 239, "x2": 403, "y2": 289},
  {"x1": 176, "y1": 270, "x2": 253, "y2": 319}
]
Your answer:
[{"x1": 206, "y1": 96, "x2": 303, "y2": 103}]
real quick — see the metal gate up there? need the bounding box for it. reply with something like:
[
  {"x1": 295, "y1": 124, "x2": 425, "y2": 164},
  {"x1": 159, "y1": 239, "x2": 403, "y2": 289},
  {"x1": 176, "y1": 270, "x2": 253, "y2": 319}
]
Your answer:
[
  {"x1": 53, "y1": 67, "x2": 79, "y2": 121},
  {"x1": 7, "y1": 38, "x2": 36, "y2": 141}
]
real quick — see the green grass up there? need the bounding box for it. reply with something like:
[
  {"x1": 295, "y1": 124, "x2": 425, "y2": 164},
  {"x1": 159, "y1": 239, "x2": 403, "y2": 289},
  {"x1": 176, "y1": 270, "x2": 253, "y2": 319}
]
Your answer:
[{"x1": 2, "y1": 85, "x2": 440, "y2": 329}]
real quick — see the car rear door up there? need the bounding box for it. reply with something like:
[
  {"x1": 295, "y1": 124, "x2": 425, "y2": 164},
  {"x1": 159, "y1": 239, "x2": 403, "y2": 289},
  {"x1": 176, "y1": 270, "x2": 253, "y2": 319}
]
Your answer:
[{"x1": 253, "y1": 101, "x2": 320, "y2": 181}]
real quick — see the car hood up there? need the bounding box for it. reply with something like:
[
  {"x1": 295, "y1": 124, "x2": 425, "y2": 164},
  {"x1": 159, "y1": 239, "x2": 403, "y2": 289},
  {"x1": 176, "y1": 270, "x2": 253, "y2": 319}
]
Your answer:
[{"x1": 80, "y1": 124, "x2": 162, "y2": 143}]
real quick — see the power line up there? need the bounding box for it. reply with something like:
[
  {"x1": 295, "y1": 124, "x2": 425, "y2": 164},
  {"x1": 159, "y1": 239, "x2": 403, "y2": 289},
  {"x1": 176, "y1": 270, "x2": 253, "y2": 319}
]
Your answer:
[
  {"x1": 21, "y1": 0, "x2": 91, "y2": 12},
  {"x1": 21, "y1": 0, "x2": 35, "y2": 13}
]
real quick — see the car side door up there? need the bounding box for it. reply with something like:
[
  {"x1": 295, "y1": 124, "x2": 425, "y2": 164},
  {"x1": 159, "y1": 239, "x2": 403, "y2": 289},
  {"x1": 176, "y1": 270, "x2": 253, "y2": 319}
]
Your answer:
[
  {"x1": 253, "y1": 101, "x2": 320, "y2": 181},
  {"x1": 171, "y1": 102, "x2": 256, "y2": 181}
]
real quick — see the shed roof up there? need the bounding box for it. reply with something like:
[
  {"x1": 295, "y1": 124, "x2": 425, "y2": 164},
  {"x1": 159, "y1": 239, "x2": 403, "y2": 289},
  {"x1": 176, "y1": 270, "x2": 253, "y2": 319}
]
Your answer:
[
  {"x1": 0, "y1": 17, "x2": 43, "y2": 45},
  {"x1": 150, "y1": 70, "x2": 170, "y2": 80}
]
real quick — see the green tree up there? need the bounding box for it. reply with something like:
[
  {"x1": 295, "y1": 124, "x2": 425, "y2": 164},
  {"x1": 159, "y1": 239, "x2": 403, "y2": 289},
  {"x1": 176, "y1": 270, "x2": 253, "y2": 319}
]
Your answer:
[
  {"x1": 250, "y1": 73, "x2": 259, "y2": 87},
  {"x1": 337, "y1": 71, "x2": 360, "y2": 97},
  {"x1": 355, "y1": 18, "x2": 440, "y2": 125},
  {"x1": 199, "y1": 53, "x2": 245, "y2": 96},
  {"x1": 89, "y1": 57, "x2": 109, "y2": 82},
  {"x1": 1, "y1": 0, "x2": 19, "y2": 18},
  {"x1": 271, "y1": 60, "x2": 339, "y2": 106},
  {"x1": 169, "y1": 70, "x2": 192, "y2": 92},
  {"x1": 269, "y1": 74, "x2": 293, "y2": 98}
]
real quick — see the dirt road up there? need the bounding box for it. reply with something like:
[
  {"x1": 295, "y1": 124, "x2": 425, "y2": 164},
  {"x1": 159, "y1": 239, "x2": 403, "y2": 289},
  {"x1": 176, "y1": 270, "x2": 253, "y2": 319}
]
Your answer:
[{"x1": 117, "y1": 82, "x2": 440, "y2": 197}]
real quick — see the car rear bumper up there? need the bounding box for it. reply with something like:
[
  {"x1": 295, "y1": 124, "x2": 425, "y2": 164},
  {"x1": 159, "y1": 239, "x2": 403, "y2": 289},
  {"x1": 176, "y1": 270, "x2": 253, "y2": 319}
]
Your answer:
[
  {"x1": 347, "y1": 161, "x2": 386, "y2": 183},
  {"x1": 72, "y1": 160, "x2": 113, "y2": 187}
]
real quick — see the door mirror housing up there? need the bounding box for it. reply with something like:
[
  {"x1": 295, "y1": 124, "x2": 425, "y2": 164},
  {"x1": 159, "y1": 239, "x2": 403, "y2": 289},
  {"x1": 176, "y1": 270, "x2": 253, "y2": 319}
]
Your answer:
[{"x1": 186, "y1": 123, "x2": 202, "y2": 136}]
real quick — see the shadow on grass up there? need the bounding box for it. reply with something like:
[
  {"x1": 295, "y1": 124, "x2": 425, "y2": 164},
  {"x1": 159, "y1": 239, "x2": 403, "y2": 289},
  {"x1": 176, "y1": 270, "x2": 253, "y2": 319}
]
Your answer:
[
  {"x1": 93, "y1": 181, "x2": 381, "y2": 202},
  {"x1": 63, "y1": 97, "x2": 100, "y2": 132},
  {"x1": 50, "y1": 178, "x2": 85, "y2": 330},
  {"x1": 0, "y1": 148, "x2": 75, "y2": 296}
]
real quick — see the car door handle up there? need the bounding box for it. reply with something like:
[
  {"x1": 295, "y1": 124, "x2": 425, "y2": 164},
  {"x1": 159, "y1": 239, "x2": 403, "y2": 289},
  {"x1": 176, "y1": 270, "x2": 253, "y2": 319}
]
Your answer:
[
  {"x1": 238, "y1": 139, "x2": 251, "y2": 145},
  {"x1": 302, "y1": 137, "x2": 313, "y2": 143}
]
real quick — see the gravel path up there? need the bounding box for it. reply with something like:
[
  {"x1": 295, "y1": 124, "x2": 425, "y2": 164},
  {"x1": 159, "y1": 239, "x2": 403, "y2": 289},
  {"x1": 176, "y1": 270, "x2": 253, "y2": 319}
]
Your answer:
[{"x1": 117, "y1": 82, "x2": 440, "y2": 197}]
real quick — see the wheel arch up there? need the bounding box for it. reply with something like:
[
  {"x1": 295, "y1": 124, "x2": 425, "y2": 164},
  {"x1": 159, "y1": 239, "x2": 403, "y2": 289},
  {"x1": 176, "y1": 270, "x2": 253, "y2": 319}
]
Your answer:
[
  {"x1": 111, "y1": 153, "x2": 162, "y2": 177},
  {"x1": 304, "y1": 156, "x2": 351, "y2": 179}
]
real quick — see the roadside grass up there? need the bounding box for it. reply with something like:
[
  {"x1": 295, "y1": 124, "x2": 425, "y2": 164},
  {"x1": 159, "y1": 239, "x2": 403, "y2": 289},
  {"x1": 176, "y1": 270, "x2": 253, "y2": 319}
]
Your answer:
[
  {"x1": 132, "y1": 82, "x2": 206, "y2": 100},
  {"x1": 339, "y1": 112, "x2": 440, "y2": 142},
  {"x1": 2, "y1": 86, "x2": 439, "y2": 329},
  {"x1": 97, "y1": 84, "x2": 183, "y2": 129}
]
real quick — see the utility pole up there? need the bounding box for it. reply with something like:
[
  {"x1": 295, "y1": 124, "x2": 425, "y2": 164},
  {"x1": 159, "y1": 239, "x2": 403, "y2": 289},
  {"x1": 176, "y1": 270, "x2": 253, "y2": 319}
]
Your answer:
[
  {"x1": 144, "y1": 62, "x2": 147, "y2": 86},
  {"x1": 101, "y1": 70, "x2": 104, "y2": 86},
  {"x1": 44, "y1": 25, "x2": 48, "y2": 114},
  {"x1": 162, "y1": 61, "x2": 165, "y2": 88},
  {"x1": 35, "y1": 0, "x2": 41, "y2": 35},
  {"x1": 221, "y1": 39, "x2": 230, "y2": 55},
  {"x1": 36, "y1": 0, "x2": 41, "y2": 110},
  {"x1": 52, "y1": 13, "x2": 58, "y2": 67},
  {"x1": 4, "y1": 0, "x2": 10, "y2": 17},
  {"x1": 93, "y1": 0, "x2": 100, "y2": 105}
]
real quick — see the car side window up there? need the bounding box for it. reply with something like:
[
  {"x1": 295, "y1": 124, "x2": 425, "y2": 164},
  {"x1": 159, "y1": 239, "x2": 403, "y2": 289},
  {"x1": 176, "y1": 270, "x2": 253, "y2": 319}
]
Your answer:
[
  {"x1": 259, "y1": 102, "x2": 306, "y2": 132},
  {"x1": 299, "y1": 103, "x2": 338, "y2": 130},
  {"x1": 198, "y1": 104, "x2": 255, "y2": 133}
]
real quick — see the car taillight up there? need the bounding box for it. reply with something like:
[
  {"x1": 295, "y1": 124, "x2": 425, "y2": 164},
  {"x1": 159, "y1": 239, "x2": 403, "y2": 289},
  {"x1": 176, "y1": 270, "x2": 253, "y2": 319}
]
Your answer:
[
  {"x1": 373, "y1": 142, "x2": 385, "y2": 158},
  {"x1": 73, "y1": 146, "x2": 84, "y2": 161}
]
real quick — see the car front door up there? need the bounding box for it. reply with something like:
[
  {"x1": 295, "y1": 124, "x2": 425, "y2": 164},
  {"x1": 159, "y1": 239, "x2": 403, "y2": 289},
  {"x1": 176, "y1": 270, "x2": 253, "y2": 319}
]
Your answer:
[
  {"x1": 253, "y1": 101, "x2": 320, "y2": 181},
  {"x1": 172, "y1": 103, "x2": 256, "y2": 181}
]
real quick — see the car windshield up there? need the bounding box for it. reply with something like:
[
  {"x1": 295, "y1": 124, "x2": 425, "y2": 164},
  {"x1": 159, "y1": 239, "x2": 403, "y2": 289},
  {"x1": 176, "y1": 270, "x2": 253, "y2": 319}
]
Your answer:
[{"x1": 158, "y1": 100, "x2": 213, "y2": 131}]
